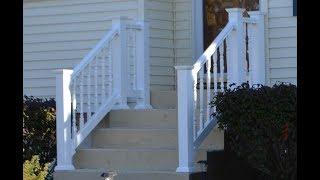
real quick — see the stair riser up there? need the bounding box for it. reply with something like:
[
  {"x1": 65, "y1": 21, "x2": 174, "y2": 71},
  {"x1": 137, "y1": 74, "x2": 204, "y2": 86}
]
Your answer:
[
  {"x1": 92, "y1": 129, "x2": 177, "y2": 149},
  {"x1": 54, "y1": 171, "x2": 189, "y2": 180},
  {"x1": 92, "y1": 128, "x2": 224, "y2": 150},
  {"x1": 74, "y1": 149, "x2": 207, "y2": 171},
  {"x1": 108, "y1": 109, "x2": 177, "y2": 129},
  {"x1": 54, "y1": 171, "x2": 103, "y2": 180},
  {"x1": 114, "y1": 173, "x2": 189, "y2": 180}
]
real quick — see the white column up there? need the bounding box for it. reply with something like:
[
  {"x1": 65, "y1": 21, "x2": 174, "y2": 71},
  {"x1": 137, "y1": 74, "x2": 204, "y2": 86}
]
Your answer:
[
  {"x1": 112, "y1": 16, "x2": 130, "y2": 109},
  {"x1": 226, "y1": 8, "x2": 246, "y2": 87},
  {"x1": 54, "y1": 69, "x2": 75, "y2": 171},
  {"x1": 134, "y1": 21, "x2": 152, "y2": 109},
  {"x1": 175, "y1": 66, "x2": 197, "y2": 173},
  {"x1": 247, "y1": 11, "x2": 266, "y2": 85}
]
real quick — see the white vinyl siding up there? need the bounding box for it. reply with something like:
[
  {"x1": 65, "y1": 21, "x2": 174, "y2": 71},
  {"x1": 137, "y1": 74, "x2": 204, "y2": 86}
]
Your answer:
[
  {"x1": 23, "y1": 0, "x2": 139, "y2": 98},
  {"x1": 267, "y1": 0, "x2": 297, "y2": 85},
  {"x1": 174, "y1": 0, "x2": 193, "y2": 65},
  {"x1": 146, "y1": 0, "x2": 175, "y2": 90}
]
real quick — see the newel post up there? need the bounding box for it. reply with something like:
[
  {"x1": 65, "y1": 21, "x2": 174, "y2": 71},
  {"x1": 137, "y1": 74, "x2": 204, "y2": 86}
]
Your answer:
[
  {"x1": 112, "y1": 16, "x2": 130, "y2": 109},
  {"x1": 247, "y1": 11, "x2": 266, "y2": 85},
  {"x1": 54, "y1": 69, "x2": 75, "y2": 171},
  {"x1": 175, "y1": 66, "x2": 196, "y2": 173},
  {"x1": 226, "y1": 8, "x2": 246, "y2": 87},
  {"x1": 134, "y1": 21, "x2": 152, "y2": 109}
]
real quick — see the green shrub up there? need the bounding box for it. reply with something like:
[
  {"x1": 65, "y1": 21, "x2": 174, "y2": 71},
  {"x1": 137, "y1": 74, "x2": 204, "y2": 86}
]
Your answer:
[
  {"x1": 23, "y1": 155, "x2": 49, "y2": 180},
  {"x1": 23, "y1": 96, "x2": 56, "y2": 165},
  {"x1": 212, "y1": 83, "x2": 297, "y2": 180}
]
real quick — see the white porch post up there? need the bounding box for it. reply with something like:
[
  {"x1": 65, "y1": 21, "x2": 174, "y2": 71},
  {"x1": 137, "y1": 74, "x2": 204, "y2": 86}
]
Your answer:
[
  {"x1": 226, "y1": 8, "x2": 246, "y2": 87},
  {"x1": 55, "y1": 69, "x2": 75, "y2": 171},
  {"x1": 247, "y1": 11, "x2": 266, "y2": 85},
  {"x1": 112, "y1": 17, "x2": 130, "y2": 109},
  {"x1": 175, "y1": 66, "x2": 196, "y2": 173},
  {"x1": 134, "y1": 21, "x2": 152, "y2": 109}
]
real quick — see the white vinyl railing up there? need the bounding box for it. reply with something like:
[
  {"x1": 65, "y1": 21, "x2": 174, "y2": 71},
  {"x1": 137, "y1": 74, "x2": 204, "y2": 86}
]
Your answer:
[
  {"x1": 54, "y1": 16, "x2": 151, "y2": 171},
  {"x1": 175, "y1": 8, "x2": 266, "y2": 172}
]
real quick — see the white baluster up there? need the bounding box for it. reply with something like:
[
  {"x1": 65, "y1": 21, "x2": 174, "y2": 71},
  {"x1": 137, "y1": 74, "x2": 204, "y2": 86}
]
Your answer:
[
  {"x1": 72, "y1": 81, "x2": 77, "y2": 136},
  {"x1": 87, "y1": 64, "x2": 91, "y2": 120},
  {"x1": 219, "y1": 43, "x2": 225, "y2": 92},
  {"x1": 193, "y1": 73, "x2": 198, "y2": 140},
  {"x1": 247, "y1": 23, "x2": 253, "y2": 86},
  {"x1": 226, "y1": 35, "x2": 231, "y2": 86},
  {"x1": 101, "y1": 48, "x2": 106, "y2": 101},
  {"x1": 132, "y1": 29, "x2": 137, "y2": 91},
  {"x1": 108, "y1": 43, "x2": 112, "y2": 96},
  {"x1": 94, "y1": 57, "x2": 98, "y2": 112},
  {"x1": 199, "y1": 67, "x2": 204, "y2": 132},
  {"x1": 206, "y1": 58, "x2": 211, "y2": 122},
  {"x1": 79, "y1": 73, "x2": 84, "y2": 129},
  {"x1": 244, "y1": 23, "x2": 249, "y2": 83},
  {"x1": 213, "y1": 52, "x2": 218, "y2": 113}
]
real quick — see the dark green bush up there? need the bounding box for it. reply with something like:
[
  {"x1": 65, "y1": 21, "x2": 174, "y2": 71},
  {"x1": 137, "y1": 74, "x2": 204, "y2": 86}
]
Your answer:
[
  {"x1": 23, "y1": 96, "x2": 56, "y2": 165},
  {"x1": 212, "y1": 83, "x2": 297, "y2": 180}
]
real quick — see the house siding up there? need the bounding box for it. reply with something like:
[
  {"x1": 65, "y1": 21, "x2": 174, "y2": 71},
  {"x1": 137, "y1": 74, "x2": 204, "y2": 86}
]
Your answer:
[
  {"x1": 23, "y1": 0, "x2": 139, "y2": 98},
  {"x1": 24, "y1": 0, "x2": 297, "y2": 98},
  {"x1": 267, "y1": 0, "x2": 297, "y2": 85},
  {"x1": 145, "y1": 0, "x2": 175, "y2": 90},
  {"x1": 174, "y1": 0, "x2": 193, "y2": 66}
]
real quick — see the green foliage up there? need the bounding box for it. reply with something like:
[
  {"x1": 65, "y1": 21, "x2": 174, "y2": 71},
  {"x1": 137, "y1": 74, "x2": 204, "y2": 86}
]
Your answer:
[
  {"x1": 212, "y1": 83, "x2": 297, "y2": 180},
  {"x1": 23, "y1": 96, "x2": 56, "y2": 165},
  {"x1": 23, "y1": 155, "x2": 49, "y2": 180}
]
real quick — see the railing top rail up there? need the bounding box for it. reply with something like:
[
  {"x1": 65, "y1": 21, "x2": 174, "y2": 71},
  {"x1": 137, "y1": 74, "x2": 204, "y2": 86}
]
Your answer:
[
  {"x1": 71, "y1": 24, "x2": 120, "y2": 80},
  {"x1": 192, "y1": 21, "x2": 235, "y2": 74}
]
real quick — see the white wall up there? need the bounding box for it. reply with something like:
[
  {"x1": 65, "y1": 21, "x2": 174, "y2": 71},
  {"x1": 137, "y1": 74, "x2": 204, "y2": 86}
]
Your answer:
[{"x1": 267, "y1": 0, "x2": 297, "y2": 85}]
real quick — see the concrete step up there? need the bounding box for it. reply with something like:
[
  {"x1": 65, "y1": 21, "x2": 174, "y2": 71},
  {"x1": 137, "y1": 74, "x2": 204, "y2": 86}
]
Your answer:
[
  {"x1": 107, "y1": 109, "x2": 177, "y2": 129},
  {"x1": 151, "y1": 90, "x2": 177, "y2": 109},
  {"x1": 73, "y1": 148, "x2": 207, "y2": 171},
  {"x1": 54, "y1": 169, "x2": 104, "y2": 180},
  {"x1": 92, "y1": 126, "x2": 224, "y2": 150},
  {"x1": 92, "y1": 128, "x2": 177, "y2": 149},
  {"x1": 54, "y1": 169, "x2": 190, "y2": 180}
]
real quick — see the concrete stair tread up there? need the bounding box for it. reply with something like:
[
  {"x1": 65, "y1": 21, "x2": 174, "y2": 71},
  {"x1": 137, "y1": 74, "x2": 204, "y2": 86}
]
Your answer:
[
  {"x1": 106, "y1": 108, "x2": 178, "y2": 129},
  {"x1": 54, "y1": 169, "x2": 190, "y2": 180}
]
